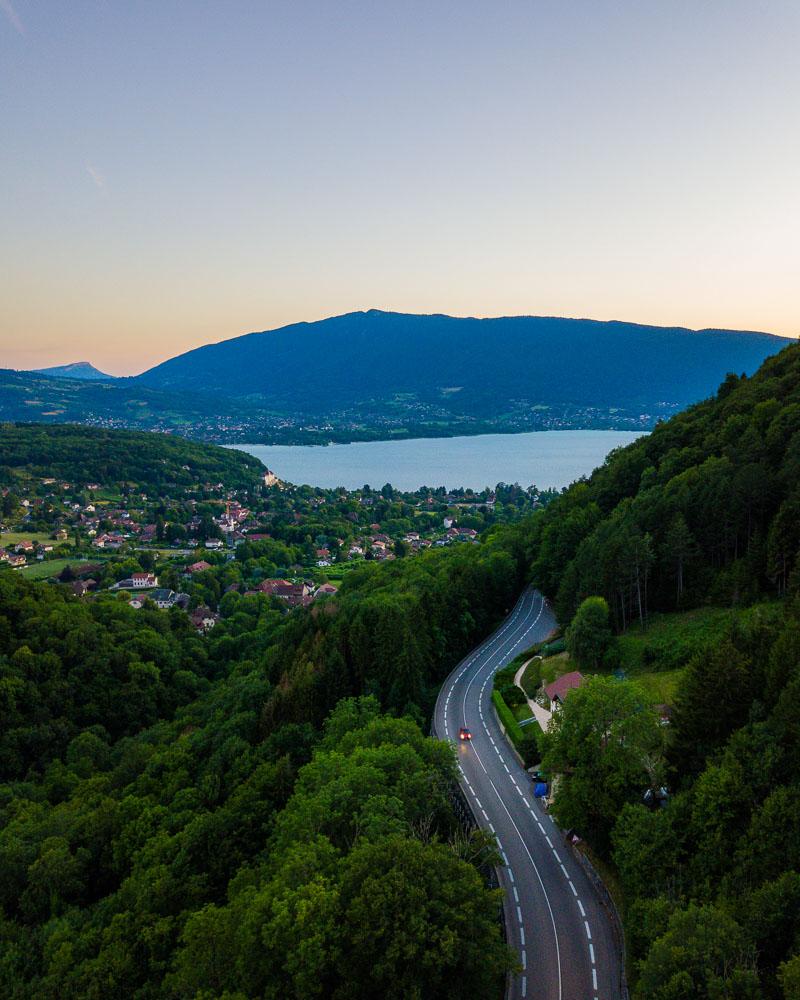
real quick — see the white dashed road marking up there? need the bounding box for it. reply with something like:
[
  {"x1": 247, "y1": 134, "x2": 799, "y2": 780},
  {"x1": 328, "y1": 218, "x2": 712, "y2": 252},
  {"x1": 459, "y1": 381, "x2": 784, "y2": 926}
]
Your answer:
[{"x1": 435, "y1": 590, "x2": 611, "y2": 1000}]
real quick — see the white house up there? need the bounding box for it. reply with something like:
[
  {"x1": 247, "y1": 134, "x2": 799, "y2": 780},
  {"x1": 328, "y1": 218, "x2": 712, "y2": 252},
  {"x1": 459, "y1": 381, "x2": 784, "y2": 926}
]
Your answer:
[{"x1": 151, "y1": 589, "x2": 177, "y2": 609}]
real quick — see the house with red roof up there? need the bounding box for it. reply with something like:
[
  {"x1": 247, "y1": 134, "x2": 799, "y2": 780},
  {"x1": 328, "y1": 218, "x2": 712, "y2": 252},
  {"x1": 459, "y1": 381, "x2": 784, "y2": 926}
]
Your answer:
[
  {"x1": 258, "y1": 579, "x2": 312, "y2": 608},
  {"x1": 184, "y1": 560, "x2": 212, "y2": 575},
  {"x1": 544, "y1": 671, "x2": 585, "y2": 708}
]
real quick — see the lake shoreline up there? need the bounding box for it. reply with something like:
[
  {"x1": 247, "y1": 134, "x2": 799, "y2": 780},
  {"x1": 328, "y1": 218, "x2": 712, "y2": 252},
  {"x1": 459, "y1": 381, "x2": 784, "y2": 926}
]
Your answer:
[
  {"x1": 221, "y1": 418, "x2": 656, "y2": 449},
  {"x1": 230, "y1": 429, "x2": 645, "y2": 492}
]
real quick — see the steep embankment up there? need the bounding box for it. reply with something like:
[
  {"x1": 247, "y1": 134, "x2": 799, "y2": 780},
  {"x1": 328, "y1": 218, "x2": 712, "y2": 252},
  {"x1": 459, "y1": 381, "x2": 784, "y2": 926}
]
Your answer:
[{"x1": 523, "y1": 340, "x2": 800, "y2": 997}]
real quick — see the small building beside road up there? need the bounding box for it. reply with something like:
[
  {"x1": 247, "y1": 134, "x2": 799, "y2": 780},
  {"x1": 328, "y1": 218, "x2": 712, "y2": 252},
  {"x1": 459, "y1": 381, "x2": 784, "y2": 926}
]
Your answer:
[{"x1": 544, "y1": 671, "x2": 585, "y2": 708}]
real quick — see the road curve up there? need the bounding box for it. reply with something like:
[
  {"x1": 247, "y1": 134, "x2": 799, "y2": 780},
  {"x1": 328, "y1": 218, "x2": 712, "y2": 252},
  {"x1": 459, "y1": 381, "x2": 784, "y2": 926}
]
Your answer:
[{"x1": 433, "y1": 588, "x2": 621, "y2": 1000}]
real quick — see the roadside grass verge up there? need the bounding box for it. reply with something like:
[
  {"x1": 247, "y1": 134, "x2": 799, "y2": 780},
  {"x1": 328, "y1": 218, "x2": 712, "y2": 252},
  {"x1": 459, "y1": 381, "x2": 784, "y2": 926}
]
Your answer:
[
  {"x1": 505, "y1": 644, "x2": 544, "y2": 676},
  {"x1": 492, "y1": 690, "x2": 525, "y2": 746},
  {"x1": 519, "y1": 658, "x2": 541, "y2": 698},
  {"x1": 491, "y1": 690, "x2": 540, "y2": 766}
]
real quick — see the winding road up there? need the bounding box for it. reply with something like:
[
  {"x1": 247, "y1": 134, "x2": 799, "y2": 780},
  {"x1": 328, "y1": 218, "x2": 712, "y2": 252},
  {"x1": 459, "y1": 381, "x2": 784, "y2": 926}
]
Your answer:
[{"x1": 433, "y1": 588, "x2": 622, "y2": 1000}]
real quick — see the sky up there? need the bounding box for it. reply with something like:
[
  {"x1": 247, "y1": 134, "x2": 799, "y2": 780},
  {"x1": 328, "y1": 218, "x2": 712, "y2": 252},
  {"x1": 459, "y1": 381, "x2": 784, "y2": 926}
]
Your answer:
[{"x1": 1, "y1": 1, "x2": 798, "y2": 375}]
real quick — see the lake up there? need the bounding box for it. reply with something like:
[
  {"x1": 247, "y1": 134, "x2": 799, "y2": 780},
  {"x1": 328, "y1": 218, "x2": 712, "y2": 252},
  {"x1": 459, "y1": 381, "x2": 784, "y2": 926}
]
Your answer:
[{"x1": 231, "y1": 430, "x2": 644, "y2": 492}]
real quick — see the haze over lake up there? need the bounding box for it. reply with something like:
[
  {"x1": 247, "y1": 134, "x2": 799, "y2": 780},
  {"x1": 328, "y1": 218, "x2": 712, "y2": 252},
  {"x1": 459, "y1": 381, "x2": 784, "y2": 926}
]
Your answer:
[{"x1": 233, "y1": 430, "x2": 644, "y2": 492}]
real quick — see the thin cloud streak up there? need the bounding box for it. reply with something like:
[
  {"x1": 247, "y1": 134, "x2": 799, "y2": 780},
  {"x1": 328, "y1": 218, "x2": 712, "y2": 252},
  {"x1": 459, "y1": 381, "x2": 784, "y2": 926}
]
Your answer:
[
  {"x1": 85, "y1": 163, "x2": 107, "y2": 193},
  {"x1": 0, "y1": 0, "x2": 24, "y2": 35}
]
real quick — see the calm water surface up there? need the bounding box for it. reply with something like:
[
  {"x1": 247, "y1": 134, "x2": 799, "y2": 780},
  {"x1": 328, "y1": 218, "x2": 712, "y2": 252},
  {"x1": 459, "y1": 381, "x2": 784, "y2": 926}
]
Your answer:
[{"x1": 232, "y1": 430, "x2": 644, "y2": 492}]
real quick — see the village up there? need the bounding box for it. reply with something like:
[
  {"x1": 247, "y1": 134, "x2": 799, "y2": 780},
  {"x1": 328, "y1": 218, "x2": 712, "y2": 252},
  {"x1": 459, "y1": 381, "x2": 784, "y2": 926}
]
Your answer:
[{"x1": 0, "y1": 466, "x2": 552, "y2": 634}]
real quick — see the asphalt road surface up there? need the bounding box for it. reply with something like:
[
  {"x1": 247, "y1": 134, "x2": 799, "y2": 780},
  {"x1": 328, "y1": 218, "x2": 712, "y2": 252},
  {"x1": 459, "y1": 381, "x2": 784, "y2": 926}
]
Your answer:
[{"x1": 433, "y1": 588, "x2": 622, "y2": 1000}]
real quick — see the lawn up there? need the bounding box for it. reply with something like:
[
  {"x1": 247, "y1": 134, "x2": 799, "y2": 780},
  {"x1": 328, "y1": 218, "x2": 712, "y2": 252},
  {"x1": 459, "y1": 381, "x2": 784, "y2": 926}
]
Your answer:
[
  {"x1": 512, "y1": 702, "x2": 534, "y2": 724},
  {"x1": 520, "y1": 650, "x2": 568, "y2": 696},
  {"x1": 88, "y1": 490, "x2": 123, "y2": 503},
  {"x1": 319, "y1": 565, "x2": 357, "y2": 585},
  {"x1": 523, "y1": 646, "x2": 684, "y2": 707},
  {"x1": 627, "y1": 668, "x2": 685, "y2": 705},
  {"x1": 19, "y1": 558, "x2": 75, "y2": 580}
]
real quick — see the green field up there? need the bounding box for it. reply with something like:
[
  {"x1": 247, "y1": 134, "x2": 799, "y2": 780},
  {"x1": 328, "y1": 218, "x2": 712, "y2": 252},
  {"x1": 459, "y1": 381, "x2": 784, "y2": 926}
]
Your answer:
[
  {"x1": 318, "y1": 565, "x2": 357, "y2": 585},
  {"x1": 19, "y1": 558, "x2": 75, "y2": 580},
  {"x1": 627, "y1": 668, "x2": 685, "y2": 705},
  {"x1": 523, "y1": 646, "x2": 683, "y2": 706},
  {"x1": 90, "y1": 490, "x2": 123, "y2": 503}
]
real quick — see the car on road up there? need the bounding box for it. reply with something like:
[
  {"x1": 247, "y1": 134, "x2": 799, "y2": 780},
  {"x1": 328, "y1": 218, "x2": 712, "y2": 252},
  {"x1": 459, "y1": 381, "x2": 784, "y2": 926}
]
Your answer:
[{"x1": 458, "y1": 727, "x2": 472, "y2": 741}]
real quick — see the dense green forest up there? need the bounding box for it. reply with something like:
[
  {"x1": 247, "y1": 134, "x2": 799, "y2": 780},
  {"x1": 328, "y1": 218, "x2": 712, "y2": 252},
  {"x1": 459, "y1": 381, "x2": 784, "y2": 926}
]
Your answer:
[
  {"x1": 6, "y1": 340, "x2": 800, "y2": 998},
  {"x1": 0, "y1": 423, "x2": 264, "y2": 490},
  {"x1": 528, "y1": 344, "x2": 800, "y2": 624},
  {"x1": 0, "y1": 528, "x2": 527, "y2": 998},
  {"x1": 527, "y1": 342, "x2": 800, "y2": 997}
]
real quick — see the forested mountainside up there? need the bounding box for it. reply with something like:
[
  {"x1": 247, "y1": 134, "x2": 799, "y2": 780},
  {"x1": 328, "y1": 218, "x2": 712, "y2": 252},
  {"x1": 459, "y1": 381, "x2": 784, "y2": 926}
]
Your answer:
[
  {"x1": 0, "y1": 526, "x2": 528, "y2": 998},
  {"x1": 525, "y1": 340, "x2": 800, "y2": 997},
  {"x1": 136, "y1": 310, "x2": 788, "y2": 419},
  {"x1": 5, "y1": 313, "x2": 789, "y2": 443},
  {"x1": 0, "y1": 423, "x2": 264, "y2": 489}
]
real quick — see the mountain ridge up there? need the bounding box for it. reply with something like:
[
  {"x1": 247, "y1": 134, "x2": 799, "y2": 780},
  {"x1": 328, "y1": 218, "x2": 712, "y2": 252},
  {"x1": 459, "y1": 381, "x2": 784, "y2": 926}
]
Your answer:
[
  {"x1": 135, "y1": 309, "x2": 790, "y2": 418},
  {"x1": 4, "y1": 311, "x2": 793, "y2": 444},
  {"x1": 140, "y1": 308, "x2": 786, "y2": 358},
  {"x1": 32, "y1": 361, "x2": 114, "y2": 381}
]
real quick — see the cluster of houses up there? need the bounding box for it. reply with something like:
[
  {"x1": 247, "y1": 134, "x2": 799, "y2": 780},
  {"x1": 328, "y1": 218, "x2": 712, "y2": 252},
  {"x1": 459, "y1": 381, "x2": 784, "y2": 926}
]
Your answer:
[
  {"x1": 102, "y1": 571, "x2": 221, "y2": 631},
  {"x1": 7, "y1": 467, "x2": 501, "y2": 579},
  {"x1": 405, "y1": 523, "x2": 479, "y2": 550},
  {"x1": 0, "y1": 538, "x2": 58, "y2": 568},
  {"x1": 3, "y1": 467, "x2": 523, "y2": 649},
  {"x1": 103, "y1": 561, "x2": 338, "y2": 625}
]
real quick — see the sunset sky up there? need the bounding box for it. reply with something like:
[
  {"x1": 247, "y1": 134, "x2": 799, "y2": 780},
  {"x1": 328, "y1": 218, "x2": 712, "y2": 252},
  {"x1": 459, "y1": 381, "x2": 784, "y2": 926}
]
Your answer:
[{"x1": 1, "y1": 1, "x2": 798, "y2": 375}]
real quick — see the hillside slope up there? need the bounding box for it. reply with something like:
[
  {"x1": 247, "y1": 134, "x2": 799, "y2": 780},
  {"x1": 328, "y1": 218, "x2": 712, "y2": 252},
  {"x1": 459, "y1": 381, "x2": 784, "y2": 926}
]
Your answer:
[
  {"x1": 529, "y1": 340, "x2": 800, "y2": 624},
  {"x1": 523, "y1": 340, "x2": 800, "y2": 997},
  {"x1": 0, "y1": 368, "x2": 265, "y2": 441},
  {"x1": 0, "y1": 422, "x2": 264, "y2": 489},
  {"x1": 136, "y1": 309, "x2": 789, "y2": 417}
]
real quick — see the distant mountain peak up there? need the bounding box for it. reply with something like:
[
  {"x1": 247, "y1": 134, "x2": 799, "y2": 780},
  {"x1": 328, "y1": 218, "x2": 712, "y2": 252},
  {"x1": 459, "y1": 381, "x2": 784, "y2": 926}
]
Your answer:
[{"x1": 31, "y1": 361, "x2": 114, "y2": 381}]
